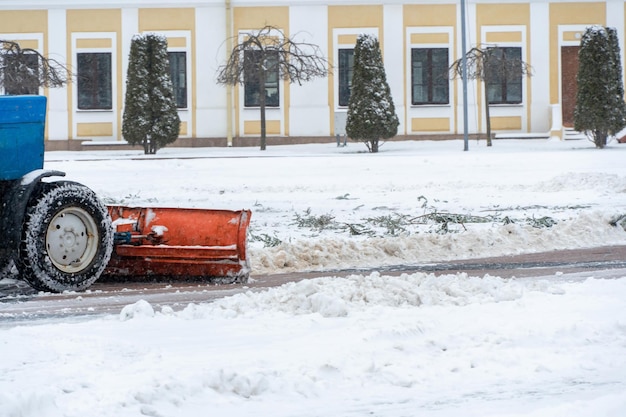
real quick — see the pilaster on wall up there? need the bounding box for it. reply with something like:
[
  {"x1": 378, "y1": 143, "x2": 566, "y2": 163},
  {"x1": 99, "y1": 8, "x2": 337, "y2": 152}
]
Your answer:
[
  {"x1": 606, "y1": 0, "x2": 625, "y2": 96},
  {"x1": 530, "y1": 2, "x2": 551, "y2": 135},
  {"x1": 47, "y1": 9, "x2": 69, "y2": 141},
  {"x1": 121, "y1": 8, "x2": 139, "y2": 142},
  {"x1": 289, "y1": 5, "x2": 329, "y2": 137},
  {"x1": 196, "y1": 6, "x2": 227, "y2": 139},
  {"x1": 455, "y1": 1, "x2": 479, "y2": 136},
  {"x1": 383, "y1": 4, "x2": 404, "y2": 136}
]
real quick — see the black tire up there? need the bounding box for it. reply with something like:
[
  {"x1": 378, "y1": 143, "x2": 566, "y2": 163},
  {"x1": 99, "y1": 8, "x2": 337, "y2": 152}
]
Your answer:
[{"x1": 18, "y1": 181, "x2": 114, "y2": 292}]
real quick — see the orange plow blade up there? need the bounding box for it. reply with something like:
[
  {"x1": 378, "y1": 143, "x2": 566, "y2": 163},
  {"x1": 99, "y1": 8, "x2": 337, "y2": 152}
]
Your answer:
[{"x1": 104, "y1": 206, "x2": 252, "y2": 282}]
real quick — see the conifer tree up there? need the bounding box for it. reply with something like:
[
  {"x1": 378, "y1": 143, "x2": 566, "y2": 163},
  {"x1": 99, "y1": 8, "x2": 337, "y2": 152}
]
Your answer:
[
  {"x1": 123, "y1": 34, "x2": 180, "y2": 154},
  {"x1": 574, "y1": 26, "x2": 626, "y2": 149},
  {"x1": 345, "y1": 34, "x2": 398, "y2": 153}
]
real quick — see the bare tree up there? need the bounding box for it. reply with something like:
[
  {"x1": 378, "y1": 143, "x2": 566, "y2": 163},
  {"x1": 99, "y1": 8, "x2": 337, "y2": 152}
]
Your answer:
[
  {"x1": 0, "y1": 40, "x2": 68, "y2": 94},
  {"x1": 450, "y1": 45, "x2": 532, "y2": 146},
  {"x1": 216, "y1": 25, "x2": 329, "y2": 150}
]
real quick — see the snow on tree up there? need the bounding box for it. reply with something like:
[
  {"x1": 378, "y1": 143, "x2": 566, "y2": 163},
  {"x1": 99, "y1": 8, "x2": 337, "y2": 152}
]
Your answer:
[
  {"x1": 574, "y1": 26, "x2": 626, "y2": 149},
  {"x1": 345, "y1": 34, "x2": 398, "y2": 153},
  {"x1": 122, "y1": 34, "x2": 180, "y2": 155}
]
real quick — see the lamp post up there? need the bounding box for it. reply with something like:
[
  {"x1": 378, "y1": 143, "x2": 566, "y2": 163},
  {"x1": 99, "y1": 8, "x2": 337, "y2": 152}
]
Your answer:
[{"x1": 461, "y1": 0, "x2": 469, "y2": 151}]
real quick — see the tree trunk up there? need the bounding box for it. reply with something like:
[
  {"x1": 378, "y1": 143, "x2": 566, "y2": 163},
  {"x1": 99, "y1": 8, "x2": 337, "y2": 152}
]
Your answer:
[
  {"x1": 259, "y1": 69, "x2": 267, "y2": 151},
  {"x1": 595, "y1": 130, "x2": 607, "y2": 149},
  {"x1": 371, "y1": 139, "x2": 379, "y2": 153}
]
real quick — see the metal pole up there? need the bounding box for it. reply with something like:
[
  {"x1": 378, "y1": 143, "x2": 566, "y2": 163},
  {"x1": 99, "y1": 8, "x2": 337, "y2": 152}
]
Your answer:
[
  {"x1": 225, "y1": 0, "x2": 234, "y2": 147},
  {"x1": 461, "y1": 0, "x2": 469, "y2": 151}
]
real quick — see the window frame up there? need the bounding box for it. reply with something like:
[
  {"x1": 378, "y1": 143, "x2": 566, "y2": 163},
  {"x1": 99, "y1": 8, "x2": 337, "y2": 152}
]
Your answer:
[
  {"x1": 76, "y1": 51, "x2": 113, "y2": 110},
  {"x1": 167, "y1": 51, "x2": 187, "y2": 109},
  {"x1": 337, "y1": 48, "x2": 354, "y2": 107},
  {"x1": 485, "y1": 46, "x2": 523, "y2": 105},
  {"x1": 411, "y1": 47, "x2": 449, "y2": 105},
  {"x1": 3, "y1": 52, "x2": 40, "y2": 95},
  {"x1": 243, "y1": 49, "x2": 280, "y2": 108}
]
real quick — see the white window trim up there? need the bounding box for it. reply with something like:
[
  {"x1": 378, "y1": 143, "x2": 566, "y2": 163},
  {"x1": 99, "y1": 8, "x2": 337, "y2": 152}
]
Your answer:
[
  {"x1": 405, "y1": 26, "x2": 454, "y2": 109},
  {"x1": 71, "y1": 32, "x2": 117, "y2": 141},
  {"x1": 237, "y1": 27, "x2": 284, "y2": 111},
  {"x1": 332, "y1": 27, "x2": 378, "y2": 112},
  {"x1": 480, "y1": 25, "x2": 528, "y2": 106},
  {"x1": 237, "y1": 27, "x2": 285, "y2": 137},
  {"x1": 72, "y1": 32, "x2": 117, "y2": 113}
]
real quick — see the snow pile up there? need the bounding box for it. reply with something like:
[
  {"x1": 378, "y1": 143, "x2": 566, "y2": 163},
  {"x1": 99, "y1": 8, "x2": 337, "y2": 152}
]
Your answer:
[
  {"x1": 176, "y1": 272, "x2": 560, "y2": 319},
  {"x1": 119, "y1": 299, "x2": 155, "y2": 320},
  {"x1": 2, "y1": 274, "x2": 626, "y2": 416},
  {"x1": 250, "y1": 211, "x2": 626, "y2": 274}
]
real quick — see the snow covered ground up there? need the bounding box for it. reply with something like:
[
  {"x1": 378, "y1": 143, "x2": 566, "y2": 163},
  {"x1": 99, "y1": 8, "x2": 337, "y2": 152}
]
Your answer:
[{"x1": 1, "y1": 138, "x2": 626, "y2": 416}]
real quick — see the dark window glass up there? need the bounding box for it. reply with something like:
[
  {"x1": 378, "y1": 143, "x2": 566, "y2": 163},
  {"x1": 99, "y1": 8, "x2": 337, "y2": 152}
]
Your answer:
[
  {"x1": 244, "y1": 50, "x2": 279, "y2": 107},
  {"x1": 4, "y1": 53, "x2": 39, "y2": 95},
  {"x1": 338, "y1": 49, "x2": 354, "y2": 107},
  {"x1": 168, "y1": 51, "x2": 187, "y2": 109},
  {"x1": 486, "y1": 47, "x2": 523, "y2": 104},
  {"x1": 411, "y1": 48, "x2": 449, "y2": 105},
  {"x1": 77, "y1": 52, "x2": 112, "y2": 110}
]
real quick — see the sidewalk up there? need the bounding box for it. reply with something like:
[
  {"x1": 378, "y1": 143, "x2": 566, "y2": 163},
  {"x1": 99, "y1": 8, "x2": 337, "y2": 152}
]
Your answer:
[{"x1": 249, "y1": 245, "x2": 626, "y2": 287}]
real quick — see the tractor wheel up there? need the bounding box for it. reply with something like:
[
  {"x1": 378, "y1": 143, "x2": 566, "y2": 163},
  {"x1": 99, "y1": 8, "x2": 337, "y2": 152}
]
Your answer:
[{"x1": 19, "y1": 181, "x2": 114, "y2": 293}]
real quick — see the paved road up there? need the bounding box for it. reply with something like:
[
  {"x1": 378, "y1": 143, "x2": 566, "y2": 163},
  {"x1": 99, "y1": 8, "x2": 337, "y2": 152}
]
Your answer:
[{"x1": 1, "y1": 245, "x2": 625, "y2": 323}]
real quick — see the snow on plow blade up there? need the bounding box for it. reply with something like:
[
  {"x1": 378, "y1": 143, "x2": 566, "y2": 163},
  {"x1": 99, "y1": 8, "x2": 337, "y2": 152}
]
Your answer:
[{"x1": 105, "y1": 206, "x2": 251, "y2": 282}]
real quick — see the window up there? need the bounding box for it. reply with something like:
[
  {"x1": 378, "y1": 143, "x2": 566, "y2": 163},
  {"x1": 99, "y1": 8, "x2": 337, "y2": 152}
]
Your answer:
[
  {"x1": 411, "y1": 48, "x2": 449, "y2": 105},
  {"x1": 244, "y1": 50, "x2": 279, "y2": 107},
  {"x1": 338, "y1": 49, "x2": 354, "y2": 107},
  {"x1": 77, "y1": 52, "x2": 112, "y2": 110},
  {"x1": 3, "y1": 52, "x2": 39, "y2": 95},
  {"x1": 486, "y1": 47, "x2": 522, "y2": 105},
  {"x1": 168, "y1": 51, "x2": 187, "y2": 109}
]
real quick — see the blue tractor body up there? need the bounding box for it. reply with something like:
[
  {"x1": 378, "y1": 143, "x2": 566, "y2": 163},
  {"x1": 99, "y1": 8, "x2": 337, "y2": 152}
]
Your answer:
[{"x1": 0, "y1": 95, "x2": 46, "y2": 180}]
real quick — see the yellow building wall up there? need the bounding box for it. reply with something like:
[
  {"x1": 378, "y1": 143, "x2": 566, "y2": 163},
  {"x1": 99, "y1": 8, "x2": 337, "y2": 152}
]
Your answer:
[
  {"x1": 76, "y1": 123, "x2": 113, "y2": 137},
  {"x1": 491, "y1": 116, "x2": 522, "y2": 130},
  {"x1": 233, "y1": 7, "x2": 289, "y2": 137},
  {"x1": 138, "y1": 8, "x2": 195, "y2": 31},
  {"x1": 0, "y1": 10, "x2": 47, "y2": 33},
  {"x1": 549, "y1": 2, "x2": 606, "y2": 104},
  {"x1": 244, "y1": 120, "x2": 281, "y2": 135},
  {"x1": 411, "y1": 118, "x2": 450, "y2": 132},
  {"x1": 403, "y1": 4, "x2": 456, "y2": 27}
]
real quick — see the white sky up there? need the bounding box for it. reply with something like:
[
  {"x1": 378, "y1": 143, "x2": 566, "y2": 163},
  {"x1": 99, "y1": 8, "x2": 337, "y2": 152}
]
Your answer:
[{"x1": 1, "y1": 138, "x2": 626, "y2": 416}]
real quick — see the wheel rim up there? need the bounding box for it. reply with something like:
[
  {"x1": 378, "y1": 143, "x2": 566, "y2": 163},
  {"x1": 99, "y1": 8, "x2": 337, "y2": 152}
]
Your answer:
[{"x1": 45, "y1": 207, "x2": 100, "y2": 273}]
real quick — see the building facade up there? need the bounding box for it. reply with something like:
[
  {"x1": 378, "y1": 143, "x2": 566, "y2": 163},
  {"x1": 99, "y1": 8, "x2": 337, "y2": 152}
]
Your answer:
[{"x1": 1, "y1": 0, "x2": 625, "y2": 149}]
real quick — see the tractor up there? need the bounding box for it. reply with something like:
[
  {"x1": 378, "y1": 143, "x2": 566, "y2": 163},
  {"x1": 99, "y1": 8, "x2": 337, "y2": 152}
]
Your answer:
[{"x1": 0, "y1": 95, "x2": 251, "y2": 293}]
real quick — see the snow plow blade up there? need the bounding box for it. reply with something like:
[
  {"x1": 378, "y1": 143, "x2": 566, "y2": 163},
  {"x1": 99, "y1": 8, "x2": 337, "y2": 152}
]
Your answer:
[{"x1": 104, "y1": 206, "x2": 251, "y2": 282}]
